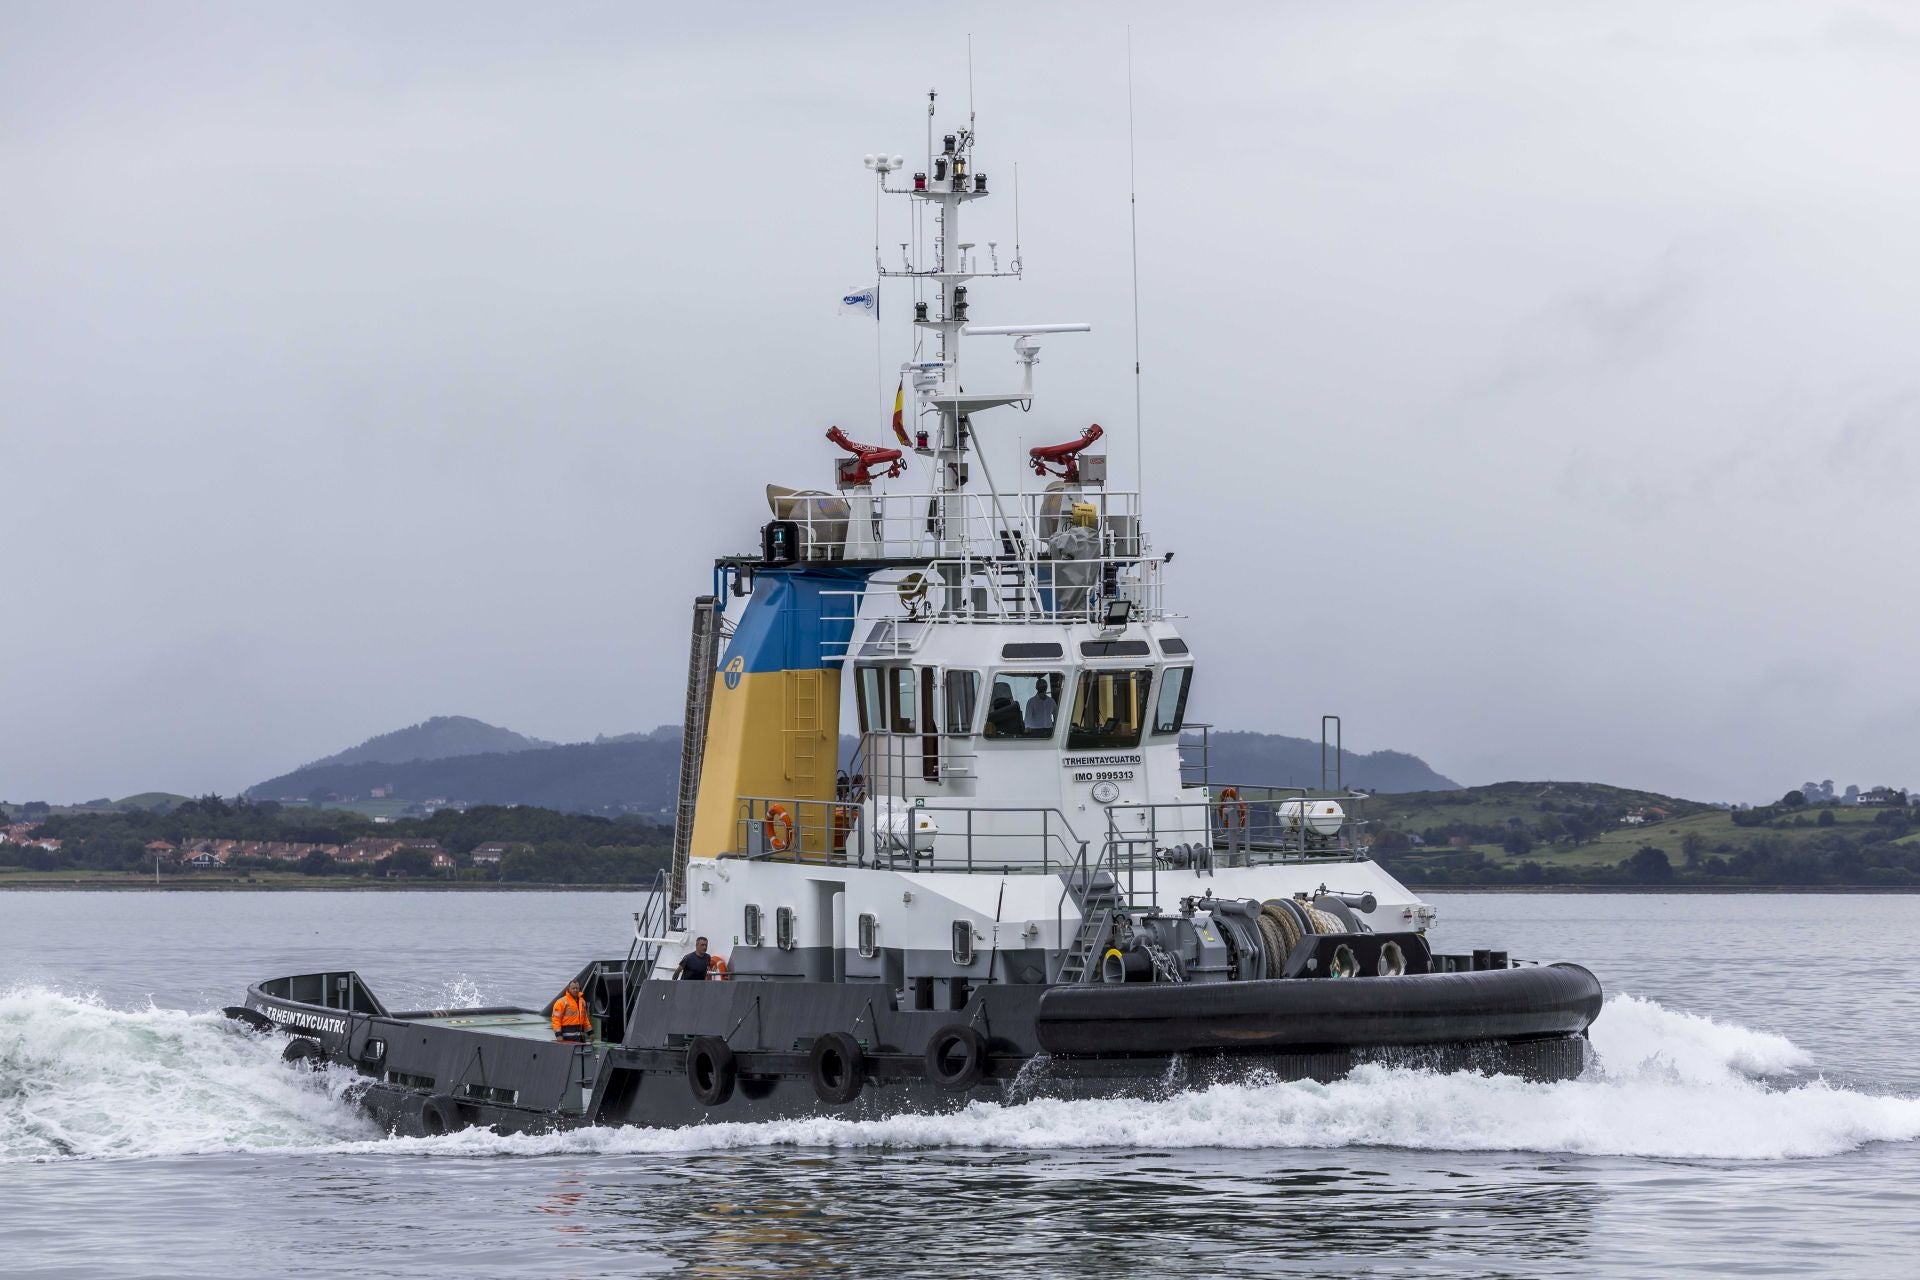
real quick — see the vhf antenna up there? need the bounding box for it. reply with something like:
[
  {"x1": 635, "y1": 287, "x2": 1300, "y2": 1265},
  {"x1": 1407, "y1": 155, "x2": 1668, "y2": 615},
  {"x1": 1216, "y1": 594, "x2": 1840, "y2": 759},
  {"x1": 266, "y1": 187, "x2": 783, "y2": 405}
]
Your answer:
[{"x1": 1127, "y1": 26, "x2": 1144, "y2": 521}]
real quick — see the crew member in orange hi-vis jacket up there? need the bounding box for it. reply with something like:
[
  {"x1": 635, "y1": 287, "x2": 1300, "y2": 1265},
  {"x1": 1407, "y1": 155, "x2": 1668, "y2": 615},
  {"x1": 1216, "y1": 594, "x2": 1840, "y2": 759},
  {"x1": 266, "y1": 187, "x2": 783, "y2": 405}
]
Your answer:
[{"x1": 551, "y1": 980, "x2": 591, "y2": 1041}]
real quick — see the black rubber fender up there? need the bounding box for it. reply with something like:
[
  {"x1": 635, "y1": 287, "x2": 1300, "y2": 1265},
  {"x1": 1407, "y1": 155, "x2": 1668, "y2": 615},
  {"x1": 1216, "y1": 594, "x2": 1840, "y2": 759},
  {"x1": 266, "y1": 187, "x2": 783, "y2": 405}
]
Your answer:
[
  {"x1": 280, "y1": 1038, "x2": 325, "y2": 1070},
  {"x1": 420, "y1": 1094, "x2": 467, "y2": 1137},
  {"x1": 686, "y1": 1036, "x2": 736, "y2": 1107},
  {"x1": 924, "y1": 1025, "x2": 988, "y2": 1090},
  {"x1": 222, "y1": 1005, "x2": 275, "y2": 1033},
  {"x1": 1035, "y1": 962, "x2": 1605, "y2": 1056},
  {"x1": 809, "y1": 1031, "x2": 867, "y2": 1105}
]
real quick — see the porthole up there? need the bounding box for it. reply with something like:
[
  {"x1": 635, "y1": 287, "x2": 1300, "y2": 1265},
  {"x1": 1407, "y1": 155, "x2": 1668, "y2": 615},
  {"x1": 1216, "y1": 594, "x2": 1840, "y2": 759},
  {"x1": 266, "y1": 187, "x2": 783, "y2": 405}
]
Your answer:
[
  {"x1": 857, "y1": 913, "x2": 879, "y2": 959},
  {"x1": 951, "y1": 920, "x2": 975, "y2": 966},
  {"x1": 743, "y1": 904, "x2": 763, "y2": 947},
  {"x1": 776, "y1": 906, "x2": 796, "y2": 952}
]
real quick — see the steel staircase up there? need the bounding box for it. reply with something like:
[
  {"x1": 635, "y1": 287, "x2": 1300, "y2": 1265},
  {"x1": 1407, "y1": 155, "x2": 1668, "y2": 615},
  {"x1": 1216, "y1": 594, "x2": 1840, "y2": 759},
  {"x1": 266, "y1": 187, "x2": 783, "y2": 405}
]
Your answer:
[{"x1": 1053, "y1": 860, "x2": 1125, "y2": 984}]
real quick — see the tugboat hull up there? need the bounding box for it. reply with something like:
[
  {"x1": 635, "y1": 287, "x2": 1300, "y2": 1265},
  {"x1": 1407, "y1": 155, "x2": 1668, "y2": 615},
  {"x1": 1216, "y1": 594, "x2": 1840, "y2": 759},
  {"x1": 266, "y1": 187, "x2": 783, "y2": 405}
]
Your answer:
[{"x1": 238, "y1": 965, "x2": 1598, "y2": 1137}]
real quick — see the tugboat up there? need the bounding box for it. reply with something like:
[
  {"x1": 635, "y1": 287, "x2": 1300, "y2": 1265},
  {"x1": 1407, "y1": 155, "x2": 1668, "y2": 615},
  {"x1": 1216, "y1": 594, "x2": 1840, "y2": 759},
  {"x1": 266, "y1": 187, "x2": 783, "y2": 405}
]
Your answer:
[{"x1": 232, "y1": 91, "x2": 1602, "y2": 1136}]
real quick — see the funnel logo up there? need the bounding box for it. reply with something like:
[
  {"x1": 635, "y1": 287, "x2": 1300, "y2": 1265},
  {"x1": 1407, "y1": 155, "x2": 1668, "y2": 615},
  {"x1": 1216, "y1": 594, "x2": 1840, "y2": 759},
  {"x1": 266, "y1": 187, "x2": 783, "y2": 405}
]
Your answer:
[{"x1": 723, "y1": 656, "x2": 745, "y2": 691}]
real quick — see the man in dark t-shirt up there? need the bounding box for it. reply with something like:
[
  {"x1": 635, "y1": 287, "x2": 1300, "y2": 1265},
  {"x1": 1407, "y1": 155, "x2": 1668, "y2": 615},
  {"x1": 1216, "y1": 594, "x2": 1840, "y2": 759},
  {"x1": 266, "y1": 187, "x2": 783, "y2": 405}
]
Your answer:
[{"x1": 674, "y1": 936, "x2": 712, "y2": 981}]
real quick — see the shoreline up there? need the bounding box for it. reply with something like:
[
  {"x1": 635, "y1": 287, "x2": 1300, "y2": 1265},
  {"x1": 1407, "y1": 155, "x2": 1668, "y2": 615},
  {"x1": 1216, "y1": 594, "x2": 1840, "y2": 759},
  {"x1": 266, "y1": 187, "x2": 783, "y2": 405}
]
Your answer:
[{"x1": 2, "y1": 879, "x2": 1918, "y2": 894}]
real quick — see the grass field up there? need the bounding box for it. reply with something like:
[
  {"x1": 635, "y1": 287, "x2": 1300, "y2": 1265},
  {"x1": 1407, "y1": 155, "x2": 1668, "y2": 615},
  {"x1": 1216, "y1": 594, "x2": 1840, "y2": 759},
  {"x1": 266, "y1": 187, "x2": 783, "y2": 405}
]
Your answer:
[{"x1": 1370, "y1": 781, "x2": 1909, "y2": 874}]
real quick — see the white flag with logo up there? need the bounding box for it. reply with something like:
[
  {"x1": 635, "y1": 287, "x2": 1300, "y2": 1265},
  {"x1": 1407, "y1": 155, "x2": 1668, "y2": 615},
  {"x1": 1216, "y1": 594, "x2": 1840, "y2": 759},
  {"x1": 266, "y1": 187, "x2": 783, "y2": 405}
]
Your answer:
[{"x1": 839, "y1": 284, "x2": 878, "y2": 318}]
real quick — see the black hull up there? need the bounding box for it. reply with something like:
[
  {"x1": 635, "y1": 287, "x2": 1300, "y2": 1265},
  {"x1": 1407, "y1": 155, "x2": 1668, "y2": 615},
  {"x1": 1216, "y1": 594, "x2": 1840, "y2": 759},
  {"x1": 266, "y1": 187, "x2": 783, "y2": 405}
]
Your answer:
[
  {"x1": 238, "y1": 965, "x2": 1601, "y2": 1138},
  {"x1": 1035, "y1": 963, "x2": 1604, "y2": 1055}
]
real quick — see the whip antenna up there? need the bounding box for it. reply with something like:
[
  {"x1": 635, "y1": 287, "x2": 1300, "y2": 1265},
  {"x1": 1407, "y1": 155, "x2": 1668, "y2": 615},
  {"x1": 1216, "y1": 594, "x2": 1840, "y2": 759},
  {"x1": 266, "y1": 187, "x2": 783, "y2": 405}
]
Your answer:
[{"x1": 1127, "y1": 27, "x2": 1144, "y2": 518}]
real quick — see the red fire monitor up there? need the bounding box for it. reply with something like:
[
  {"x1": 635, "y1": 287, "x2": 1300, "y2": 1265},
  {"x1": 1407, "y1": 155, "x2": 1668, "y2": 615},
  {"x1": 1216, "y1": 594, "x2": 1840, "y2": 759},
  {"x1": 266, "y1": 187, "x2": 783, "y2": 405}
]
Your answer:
[
  {"x1": 1028, "y1": 424, "x2": 1104, "y2": 483},
  {"x1": 825, "y1": 426, "x2": 905, "y2": 486}
]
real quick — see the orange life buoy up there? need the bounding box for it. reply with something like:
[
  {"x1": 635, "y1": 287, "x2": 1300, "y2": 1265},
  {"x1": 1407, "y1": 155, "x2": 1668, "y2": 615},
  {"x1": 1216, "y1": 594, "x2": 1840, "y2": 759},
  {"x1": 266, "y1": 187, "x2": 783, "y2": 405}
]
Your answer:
[
  {"x1": 706, "y1": 955, "x2": 729, "y2": 981},
  {"x1": 765, "y1": 803, "x2": 795, "y2": 852},
  {"x1": 1217, "y1": 787, "x2": 1249, "y2": 829}
]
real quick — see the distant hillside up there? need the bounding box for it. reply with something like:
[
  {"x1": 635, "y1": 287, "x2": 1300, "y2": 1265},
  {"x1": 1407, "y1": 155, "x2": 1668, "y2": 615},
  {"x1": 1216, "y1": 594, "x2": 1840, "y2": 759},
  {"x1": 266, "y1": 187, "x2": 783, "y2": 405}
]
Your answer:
[
  {"x1": 250, "y1": 722, "x2": 1454, "y2": 814},
  {"x1": 250, "y1": 737, "x2": 684, "y2": 815},
  {"x1": 1367, "y1": 780, "x2": 1714, "y2": 832},
  {"x1": 1193, "y1": 731, "x2": 1458, "y2": 794},
  {"x1": 303, "y1": 716, "x2": 553, "y2": 770}
]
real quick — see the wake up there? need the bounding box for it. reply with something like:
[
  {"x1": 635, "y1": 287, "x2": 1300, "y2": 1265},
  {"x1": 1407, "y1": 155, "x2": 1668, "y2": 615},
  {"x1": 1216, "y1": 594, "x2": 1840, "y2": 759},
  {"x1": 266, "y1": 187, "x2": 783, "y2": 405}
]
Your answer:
[{"x1": 4, "y1": 984, "x2": 1916, "y2": 1164}]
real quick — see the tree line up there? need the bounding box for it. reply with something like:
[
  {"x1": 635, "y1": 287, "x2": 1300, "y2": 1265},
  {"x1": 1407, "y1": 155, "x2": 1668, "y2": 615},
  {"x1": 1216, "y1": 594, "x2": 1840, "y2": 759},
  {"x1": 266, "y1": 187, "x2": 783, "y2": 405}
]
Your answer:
[{"x1": 1, "y1": 797, "x2": 671, "y2": 883}]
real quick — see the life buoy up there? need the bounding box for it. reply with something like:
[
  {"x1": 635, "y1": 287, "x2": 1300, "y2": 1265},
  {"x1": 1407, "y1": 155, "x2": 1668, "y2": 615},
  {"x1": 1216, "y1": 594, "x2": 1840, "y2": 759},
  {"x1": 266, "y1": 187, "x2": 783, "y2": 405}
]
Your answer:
[
  {"x1": 686, "y1": 1036, "x2": 736, "y2": 1106},
  {"x1": 1217, "y1": 787, "x2": 1249, "y2": 829},
  {"x1": 765, "y1": 803, "x2": 795, "y2": 853},
  {"x1": 421, "y1": 1094, "x2": 467, "y2": 1136},
  {"x1": 924, "y1": 1025, "x2": 988, "y2": 1091},
  {"x1": 706, "y1": 955, "x2": 729, "y2": 981},
  {"x1": 809, "y1": 1031, "x2": 866, "y2": 1105}
]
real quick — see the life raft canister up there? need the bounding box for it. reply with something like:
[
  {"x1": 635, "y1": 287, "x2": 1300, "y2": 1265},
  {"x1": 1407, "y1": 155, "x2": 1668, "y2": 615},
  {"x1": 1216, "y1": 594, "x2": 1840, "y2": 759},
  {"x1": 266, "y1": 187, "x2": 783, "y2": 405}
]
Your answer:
[{"x1": 765, "y1": 803, "x2": 795, "y2": 853}]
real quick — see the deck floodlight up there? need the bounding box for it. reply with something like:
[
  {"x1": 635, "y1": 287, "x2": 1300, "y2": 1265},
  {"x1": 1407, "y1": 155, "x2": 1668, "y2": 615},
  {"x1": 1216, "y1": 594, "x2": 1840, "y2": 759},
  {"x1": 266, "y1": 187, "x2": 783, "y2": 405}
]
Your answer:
[{"x1": 1103, "y1": 598, "x2": 1132, "y2": 628}]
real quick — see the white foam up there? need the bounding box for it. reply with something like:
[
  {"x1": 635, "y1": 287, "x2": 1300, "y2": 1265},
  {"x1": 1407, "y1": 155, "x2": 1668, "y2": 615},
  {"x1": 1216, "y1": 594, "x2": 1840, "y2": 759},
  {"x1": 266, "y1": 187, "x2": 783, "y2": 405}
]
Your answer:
[
  {"x1": 6, "y1": 986, "x2": 1917, "y2": 1164},
  {"x1": 0, "y1": 986, "x2": 376, "y2": 1162}
]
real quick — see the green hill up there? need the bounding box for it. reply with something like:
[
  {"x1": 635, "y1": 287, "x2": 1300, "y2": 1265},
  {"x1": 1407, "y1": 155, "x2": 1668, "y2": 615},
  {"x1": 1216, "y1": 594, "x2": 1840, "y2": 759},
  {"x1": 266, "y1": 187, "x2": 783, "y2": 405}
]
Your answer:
[
  {"x1": 1367, "y1": 781, "x2": 1920, "y2": 886},
  {"x1": 249, "y1": 723, "x2": 1457, "y2": 816},
  {"x1": 302, "y1": 716, "x2": 553, "y2": 771}
]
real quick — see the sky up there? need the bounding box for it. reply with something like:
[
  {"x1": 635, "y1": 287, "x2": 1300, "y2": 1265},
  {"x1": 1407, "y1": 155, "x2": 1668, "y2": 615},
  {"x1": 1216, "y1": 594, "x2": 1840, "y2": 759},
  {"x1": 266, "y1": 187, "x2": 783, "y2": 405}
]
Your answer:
[{"x1": 4, "y1": 1, "x2": 1917, "y2": 804}]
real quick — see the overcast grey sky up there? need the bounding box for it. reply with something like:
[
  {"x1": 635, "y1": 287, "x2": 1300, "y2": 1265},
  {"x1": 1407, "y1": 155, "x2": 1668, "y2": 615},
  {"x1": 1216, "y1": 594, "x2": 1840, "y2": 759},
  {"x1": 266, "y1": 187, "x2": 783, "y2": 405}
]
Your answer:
[{"x1": 5, "y1": 1, "x2": 1917, "y2": 803}]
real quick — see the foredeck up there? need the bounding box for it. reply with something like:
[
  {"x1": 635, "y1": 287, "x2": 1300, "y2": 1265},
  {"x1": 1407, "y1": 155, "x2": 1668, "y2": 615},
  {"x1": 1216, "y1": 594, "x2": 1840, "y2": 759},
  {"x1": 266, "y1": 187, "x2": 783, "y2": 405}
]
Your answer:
[{"x1": 399, "y1": 1010, "x2": 562, "y2": 1041}]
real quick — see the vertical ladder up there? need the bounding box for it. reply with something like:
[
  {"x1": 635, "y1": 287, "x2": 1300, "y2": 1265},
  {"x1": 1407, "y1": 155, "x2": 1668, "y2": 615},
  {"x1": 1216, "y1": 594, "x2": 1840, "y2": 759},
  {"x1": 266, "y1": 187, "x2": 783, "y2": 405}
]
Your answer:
[
  {"x1": 670, "y1": 596, "x2": 721, "y2": 908},
  {"x1": 783, "y1": 670, "x2": 823, "y2": 792}
]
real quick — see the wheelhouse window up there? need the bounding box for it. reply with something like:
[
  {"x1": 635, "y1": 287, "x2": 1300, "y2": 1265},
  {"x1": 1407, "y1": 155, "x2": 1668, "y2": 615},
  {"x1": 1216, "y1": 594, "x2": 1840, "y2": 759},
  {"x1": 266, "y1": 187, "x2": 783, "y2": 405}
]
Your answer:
[
  {"x1": 983, "y1": 671, "x2": 1063, "y2": 740},
  {"x1": 943, "y1": 670, "x2": 981, "y2": 735},
  {"x1": 888, "y1": 667, "x2": 918, "y2": 733},
  {"x1": 1067, "y1": 669, "x2": 1155, "y2": 750},
  {"x1": 855, "y1": 666, "x2": 883, "y2": 736},
  {"x1": 1153, "y1": 667, "x2": 1193, "y2": 736}
]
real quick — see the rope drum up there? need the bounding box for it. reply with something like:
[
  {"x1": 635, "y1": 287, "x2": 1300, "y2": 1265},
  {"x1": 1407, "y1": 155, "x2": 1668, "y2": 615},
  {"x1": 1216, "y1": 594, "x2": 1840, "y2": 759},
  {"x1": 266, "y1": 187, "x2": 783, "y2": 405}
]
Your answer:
[{"x1": 1258, "y1": 898, "x2": 1347, "y2": 976}]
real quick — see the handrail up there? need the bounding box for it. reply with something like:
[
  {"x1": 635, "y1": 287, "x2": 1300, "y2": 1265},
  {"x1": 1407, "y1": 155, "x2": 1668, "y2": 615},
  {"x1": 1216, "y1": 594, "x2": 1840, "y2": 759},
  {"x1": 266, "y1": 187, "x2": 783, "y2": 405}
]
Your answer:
[
  {"x1": 727, "y1": 795, "x2": 1087, "y2": 873},
  {"x1": 621, "y1": 868, "x2": 670, "y2": 1026}
]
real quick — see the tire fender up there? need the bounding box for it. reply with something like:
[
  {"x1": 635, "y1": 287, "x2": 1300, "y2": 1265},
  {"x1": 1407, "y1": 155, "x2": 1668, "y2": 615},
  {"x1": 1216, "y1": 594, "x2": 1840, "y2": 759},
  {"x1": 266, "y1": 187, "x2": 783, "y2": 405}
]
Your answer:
[
  {"x1": 923, "y1": 1025, "x2": 987, "y2": 1091},
  {"x1": 281, "y1": 1038, "x2": 325, "y2": 1071},
  {"x1": 421, "y1": 1094, "x2": 467, "y2": 1137},
  {"x1": 686, "y1": 1035, "x2": 736, "y2": 1107},
  {"x1": 809, "y1": 1031, "x2": 866, "y2": 1105}
]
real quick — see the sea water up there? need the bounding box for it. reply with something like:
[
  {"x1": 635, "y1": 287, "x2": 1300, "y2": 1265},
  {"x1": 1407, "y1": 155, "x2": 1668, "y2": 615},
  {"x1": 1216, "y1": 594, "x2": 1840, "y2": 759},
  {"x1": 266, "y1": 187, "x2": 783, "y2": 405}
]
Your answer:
[{"x1": 2, "y1": 891, "x2": 1918, "y2": 1278}]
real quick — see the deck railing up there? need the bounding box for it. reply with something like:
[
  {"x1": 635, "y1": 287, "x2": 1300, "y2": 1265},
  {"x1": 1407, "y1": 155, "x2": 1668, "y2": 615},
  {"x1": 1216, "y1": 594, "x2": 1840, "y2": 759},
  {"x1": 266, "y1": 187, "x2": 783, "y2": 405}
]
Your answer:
[{"x1": 722, "y1": 786, "x2": 1368, "y2": 877}]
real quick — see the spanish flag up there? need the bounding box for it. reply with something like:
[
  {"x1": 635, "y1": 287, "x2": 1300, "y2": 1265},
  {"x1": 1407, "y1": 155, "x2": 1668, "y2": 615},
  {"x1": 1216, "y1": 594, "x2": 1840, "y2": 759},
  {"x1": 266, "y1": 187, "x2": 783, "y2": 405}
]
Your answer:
[{"x1": 890, "y1": 378, "x2": 910, "y2": 447}]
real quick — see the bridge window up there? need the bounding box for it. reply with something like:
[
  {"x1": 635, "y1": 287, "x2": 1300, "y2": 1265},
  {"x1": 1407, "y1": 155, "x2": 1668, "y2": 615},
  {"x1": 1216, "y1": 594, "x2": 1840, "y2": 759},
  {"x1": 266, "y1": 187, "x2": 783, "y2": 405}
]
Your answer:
[
  {"x1": 1153, "y1": 667, "x2": 1192, "y2": 736},
  {"x1": 983, "y1": 671, "x2": 1062, "y2": 740},
  {"x1": 943, "y1": 670, "x2": 980, "y2": 735},
  {"x1": 1067, "y1": 669, "x2": 1154, "y2": 750},
  {"x1": 855, "y1": 666, "x2": 883, "y2": 736},
  {"x1": 889, "y1": 667, "x2": 918, "y2": 733}
]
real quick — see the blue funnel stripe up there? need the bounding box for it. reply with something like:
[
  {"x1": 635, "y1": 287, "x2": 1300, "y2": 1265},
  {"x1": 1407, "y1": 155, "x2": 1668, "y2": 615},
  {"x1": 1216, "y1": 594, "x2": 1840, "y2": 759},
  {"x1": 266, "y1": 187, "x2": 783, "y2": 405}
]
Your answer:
[{"x1": 721, "y1": 567, "x2": 870, "y2": 676}]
